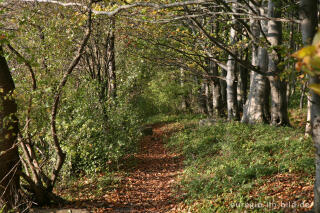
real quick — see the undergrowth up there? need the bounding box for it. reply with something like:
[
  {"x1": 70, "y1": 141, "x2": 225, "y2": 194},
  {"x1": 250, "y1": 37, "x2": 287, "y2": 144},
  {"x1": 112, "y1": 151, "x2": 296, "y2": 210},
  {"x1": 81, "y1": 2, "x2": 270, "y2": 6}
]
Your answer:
[{"x1": 164, "y1": 115, "x2": 314, "y2": 212}]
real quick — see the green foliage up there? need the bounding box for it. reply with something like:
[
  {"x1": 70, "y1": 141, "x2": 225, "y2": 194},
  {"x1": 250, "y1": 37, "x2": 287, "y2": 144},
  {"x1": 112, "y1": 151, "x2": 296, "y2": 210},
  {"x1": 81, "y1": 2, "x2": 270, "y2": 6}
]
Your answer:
[
  {"x1": 57, "y1": 78, "x2": 142, "y2": 175},
  {"x1": 166, "y1": 118, "x2": 314, "y2": 211},
  {"x1": 146, "y1": 113, "x2": 205, "y2": 125},
  {"x1": 9, "y1": 6, "x2": 145, "y2": 179}
]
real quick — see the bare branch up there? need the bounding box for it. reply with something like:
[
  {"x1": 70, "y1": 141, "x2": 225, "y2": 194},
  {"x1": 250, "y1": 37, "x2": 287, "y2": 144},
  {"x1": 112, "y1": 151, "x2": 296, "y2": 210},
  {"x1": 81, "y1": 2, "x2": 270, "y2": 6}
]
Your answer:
[
  {"x1": 14, "y1": 0, "x2": 215, "y2": 17},
  {"x1": 50, "y1": 0, "x2": 94, "y2": 189}
]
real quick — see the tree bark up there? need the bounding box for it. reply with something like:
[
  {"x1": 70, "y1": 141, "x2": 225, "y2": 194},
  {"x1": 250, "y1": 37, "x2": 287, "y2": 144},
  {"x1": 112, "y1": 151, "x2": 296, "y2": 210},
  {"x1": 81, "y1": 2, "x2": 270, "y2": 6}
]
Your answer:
[
  {"x1": 211, "y1": 61, "x2": 223, "y2": 118},
  {"x1": 226, "y1": 0, "x2": 239, "y2": 121},
  {"x1": 205, "y1": 80, "x2": 213, "y2": 116},
  {"x1": 242, "y1": 2, "x2": 267, "y2": 124},
  {"x1": 198, "y1": 81, "x2": 208, "y2": 114},
  {"x1": 220, "y1": 69, "x2": 227, "y2": 109},
  {"x1": 237, "y1": 62, "x2": 248, "y2": 114},
  {"x1": 300, "y1": 81, "x2": 307, "y2": 109},
  {"x1": 299, "y1": 0, "x2": 319, "y2": 212},
  {"x1": 306, "y1": 96, "x2": 312, "y2": 135},
  {"x1": 267, "y1": 0, "x2": 290, "y2": 126},
  {"x1": 0, "y1": 45, "x2": 21, "y2": 209},
  {"x1": 180, "y1": 68, "x2": 189, "y2": 111},
  {"x1": 106, "y1": 18, "x2": 117, "y2": 100}
]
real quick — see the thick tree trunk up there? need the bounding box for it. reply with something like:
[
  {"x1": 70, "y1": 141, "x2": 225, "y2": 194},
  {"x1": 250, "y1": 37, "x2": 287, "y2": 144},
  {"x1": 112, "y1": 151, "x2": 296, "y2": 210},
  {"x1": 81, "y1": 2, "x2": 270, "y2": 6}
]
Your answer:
[
  {"x1": 242, "y1": 4, "x2": 267, "y2": 124},
  {"x1": 300, "y1": 0, "x2": 319, "y2": 212},
  {"x1": 267, "y1": 0, "x2": 290, "y2": 126},
  {"x1": 0, "y1": 46, "x2": 21, "y2": 209},
  {"x1": 268, "y1": 78, "x2": 289, "y2": 125}
]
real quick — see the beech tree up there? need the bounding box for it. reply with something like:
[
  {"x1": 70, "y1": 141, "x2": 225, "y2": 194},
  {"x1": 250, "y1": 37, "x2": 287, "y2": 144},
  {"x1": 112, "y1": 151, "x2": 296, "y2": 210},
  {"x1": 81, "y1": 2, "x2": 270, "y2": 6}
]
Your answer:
[
  {"x1": 242, "y1": 1, "x2": 267, "y2": 124},
  {"x1": 298, "y1": 0, "x2": 320, "y2": 211},
  {"x1": 267, "y1": 0, "x2": 290, "y2": 126}
]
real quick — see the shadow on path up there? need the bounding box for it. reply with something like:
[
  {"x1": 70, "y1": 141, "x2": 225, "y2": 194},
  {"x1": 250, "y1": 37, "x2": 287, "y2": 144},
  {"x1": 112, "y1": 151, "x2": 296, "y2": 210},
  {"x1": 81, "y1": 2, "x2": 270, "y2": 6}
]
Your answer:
[{"x1": 68, "y1": 122, "x2": 184, "y2": 213}]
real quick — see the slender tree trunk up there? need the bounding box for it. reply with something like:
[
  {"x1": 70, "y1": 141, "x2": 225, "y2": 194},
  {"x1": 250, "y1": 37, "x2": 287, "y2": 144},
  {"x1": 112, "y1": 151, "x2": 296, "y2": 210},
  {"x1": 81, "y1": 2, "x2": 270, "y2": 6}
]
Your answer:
[
  {"x1": 226, "y1": 0, "x2": 239, "y2": 121},
  {"x1": 300, "y1": 0, "x2": 319, "y2": 212},
  {"x1": 205, "y1": 81, "x2": 213, "y2": 116},
  {"x1": 106, "y1": 18, "x2": 117, "y2": 100},
  {"x1": 306, "y1": 94, "x2": 312, "y2": 135},
  {"x1": 210, "y1": 59, "x2": 223, "y2": 117},
  {"x1": 220, "y1": 69, "x2": 227, "y2": 109},
  {"x1": 226, "y1": 54, "x2": 238, "y2": 120},
  {"x1": 300, "y1": 81, "x2": 307, "y2": 109},
  {"x1": 0, "y1": 46, "x2": 21, "y2": 209},
  {"x1": 264, "y1": 78, "x2": 271, "y2": 122},
  {"x1": 180, "y1": 68, "x2": 189, "y2": 111},
  {"x1": 267, "y1": 0, "x2": 290, "y2": 126},
  {"x1": 199, "y1": 81, "x2": 208, "y2": 114}
]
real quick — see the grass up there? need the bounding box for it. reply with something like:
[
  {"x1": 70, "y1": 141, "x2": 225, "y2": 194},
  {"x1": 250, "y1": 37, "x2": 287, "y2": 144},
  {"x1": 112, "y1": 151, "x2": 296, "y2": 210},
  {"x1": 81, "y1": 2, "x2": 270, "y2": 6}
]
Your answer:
[
  {"x1": 55, "y1": 112, "x2": 314, "y2": 212},
  {"x1": 162, "y1": 114, "x2": 314, "y2": 212}
]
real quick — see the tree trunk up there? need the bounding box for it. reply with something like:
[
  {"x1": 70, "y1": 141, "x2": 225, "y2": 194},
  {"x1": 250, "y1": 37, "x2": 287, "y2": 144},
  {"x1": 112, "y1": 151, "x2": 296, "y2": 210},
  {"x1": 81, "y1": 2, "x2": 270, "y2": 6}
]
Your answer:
[
  {"x1": 210, "y1": 59, "x2": 223, "y2": 117},
  {"x1": 226, "y1": 54, "x2": 239, "y2": 120},
  {"x1": 205, "y1": 78, "x2": 213, "y2": 116},
  {"x1": 198, "y1": 81, "x2": 208, "y2": 114},
  {"x1": 300, "y1": 81, "x2": 307, "y2": 109},
  {"x1": 267, "y1": 0, "x2": 290, "y2": 126},
  {"x1": 106, "y1": 18, "x2": 117, "y2": 100},
  {"x1": 264, "y1": 78, "x2": 271, "y2": 122},
  {"x1": 306, "y1": 95, "x2": 312, "y2": 135},
  {"x1": 300, "y1": 0, "x2": 319, "y2": 212},
  {"x1": 220, "y1": 69, "x2": 227, "y2": 108},
  {"x1": 226, "y1": 0, "x2": 239, "y2": 121},
  {"x1": 180, "y1": 68, "x2": 189, "y2": 111},
  {"x1": 237, "y1": 62, "x2": 248, "y2": 114},
  {"x1": 242, "y1": 3, "x2": 267, "y2": 124},
  {"x1": 0, "y1": 46, "x2": 21, "y2": 209}
]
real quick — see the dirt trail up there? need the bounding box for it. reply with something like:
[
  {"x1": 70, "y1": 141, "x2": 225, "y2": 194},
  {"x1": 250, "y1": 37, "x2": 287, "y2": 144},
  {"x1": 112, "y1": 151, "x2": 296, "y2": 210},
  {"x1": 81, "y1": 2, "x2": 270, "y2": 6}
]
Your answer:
[{"x1": 102, "y1": 123, "x2": 184, "y2": 212}]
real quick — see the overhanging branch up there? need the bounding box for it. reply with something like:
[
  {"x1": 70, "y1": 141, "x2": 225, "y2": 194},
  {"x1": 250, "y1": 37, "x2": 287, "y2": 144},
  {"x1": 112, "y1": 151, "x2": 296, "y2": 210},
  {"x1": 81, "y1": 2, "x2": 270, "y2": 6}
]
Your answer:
[{"x1": 14, "y1": 0, "x2": 216, "y2": 17}]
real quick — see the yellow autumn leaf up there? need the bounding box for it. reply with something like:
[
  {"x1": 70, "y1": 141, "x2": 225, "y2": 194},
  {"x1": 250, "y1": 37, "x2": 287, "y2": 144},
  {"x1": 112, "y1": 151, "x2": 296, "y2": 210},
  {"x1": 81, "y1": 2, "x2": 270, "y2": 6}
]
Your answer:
[
  {"x1": 292, "y1": 45, "x2": 316, "y2": 59},
  {"x1": 309, "y1": 84, "x2": 320, "y2": 95}
]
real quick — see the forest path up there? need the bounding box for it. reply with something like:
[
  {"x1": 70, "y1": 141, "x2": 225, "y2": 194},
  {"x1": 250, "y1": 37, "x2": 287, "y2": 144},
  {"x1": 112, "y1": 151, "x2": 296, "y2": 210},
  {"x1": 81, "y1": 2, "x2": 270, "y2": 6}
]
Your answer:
[{"x1": 101, "y1": 122, "x2": 184, "y2": 212}]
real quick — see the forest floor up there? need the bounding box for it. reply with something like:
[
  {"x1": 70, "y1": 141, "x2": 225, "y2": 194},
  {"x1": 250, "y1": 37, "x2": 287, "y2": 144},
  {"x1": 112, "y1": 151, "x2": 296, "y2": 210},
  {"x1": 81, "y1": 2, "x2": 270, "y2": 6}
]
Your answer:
[
  {"x1": 55, "y1": 122, "x2": 185, "y2": 213},
  {"x1": 47, "y1": 114, "x2": 315, "y2": 213}
]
